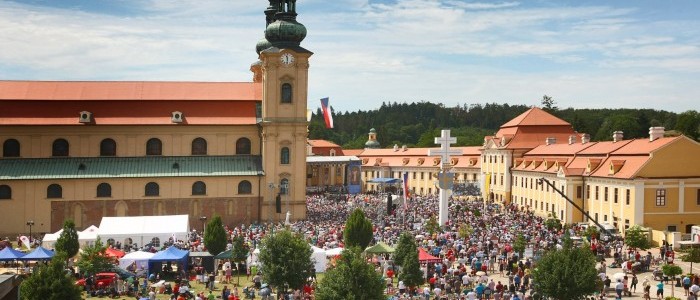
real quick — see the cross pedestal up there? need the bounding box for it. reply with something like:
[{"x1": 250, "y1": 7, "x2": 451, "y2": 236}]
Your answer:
[{"x1": 427, "y1": 129, "x2": 462, "y2": 226}]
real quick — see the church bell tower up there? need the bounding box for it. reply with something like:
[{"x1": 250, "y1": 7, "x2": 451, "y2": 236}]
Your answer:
[{"x1": 253, "y1": 0, "x2": 311, "y2": 222}]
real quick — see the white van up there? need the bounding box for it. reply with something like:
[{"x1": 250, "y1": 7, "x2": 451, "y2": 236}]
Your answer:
[{"x1": 600, "y1": 223, "x2": 621, "y2": 239}]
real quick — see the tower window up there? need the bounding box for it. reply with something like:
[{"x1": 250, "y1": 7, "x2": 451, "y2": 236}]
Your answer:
[
  {"x1": 192, "y1": 181, "x2": 206, "y2": 195},
  {"x1": 281, "y1": 83, "x2": 292, "y2": 103},
  {"x1": 146, "y1": 138, "x2": 162, "y2": 156},
  {"x1": 280, "y1": 178, "x2": 289, "y2": 194},
  {"x1": 191, "y1": 138, "x2": 207, "y2": 155},
  {"x1": 238, "y1": 180, "x2": 252, "y2": 194},
  {"x1": 47, "y1": 184, "x2": 62, "y2": 198},
  {"x1": 0, "y1": 185, "x2": 11, "y2": 199},
  {"x1": 281, "y1": 147, "x2": 290, "y2": 164},
  {"x1": 52, "y1": 139, "x2": 69, "y2": 157},
  {"x1": 236, "y1": 138, "x2": 251, "y2": 154},
  {"x1": 97, "y1": 183, "x2": 112, "y2": 198},
  {"x1": 100, "y1": 138, "x2": 117, "y2": 156},
  {"x1": 3, "y1": 139, "x2": 20, "y2": 157},
  {"x1": 145, "y1": 182, "x2": 160, "y2": 196},
  {"x1": 656, "y1": 189, "x2": 666, "y2": 206}
]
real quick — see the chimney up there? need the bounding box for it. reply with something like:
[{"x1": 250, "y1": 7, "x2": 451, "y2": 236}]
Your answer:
[
  {"x1": 649, "y1": 127, "x2": 665, "y2": 141},
  {"x1": 402, "y1": 145, "x2": 407, "y2": 151},
  {"x1": 612, "y1": 131, "x2": 624, "y2": 143},
  {"x1": 545, "y1": 137, "x2": 556, "y2": 146},
  {"x1": 568, "y1": 135, "x2": 576, "y2": 145},
  {"x1": 581, "y1": 133, "x2": 590, "y2": 144},
  {"x1": 393, "y1": 144, "x2": 399, "y2": 151}
]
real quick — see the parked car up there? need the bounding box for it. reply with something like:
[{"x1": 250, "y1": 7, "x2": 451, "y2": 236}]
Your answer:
[{"x1": 75, "y1": 272, "x2": 118, "y2": 287}]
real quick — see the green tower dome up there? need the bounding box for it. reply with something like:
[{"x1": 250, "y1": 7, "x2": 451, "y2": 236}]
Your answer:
[
  {"x1": 265, "y1": 18, "x2": 307, "y2": 48},
  {"x1": 256, "y1": 37, "x2": 273, "y2": 55},
  {"x1": 365, "y1": 128, "x2": 380, "y2": 149}
]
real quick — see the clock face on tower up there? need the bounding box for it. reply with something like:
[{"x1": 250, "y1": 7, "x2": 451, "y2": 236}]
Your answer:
[{"x1": 280, "y1": 53, "x2": 295, "y2": 66}]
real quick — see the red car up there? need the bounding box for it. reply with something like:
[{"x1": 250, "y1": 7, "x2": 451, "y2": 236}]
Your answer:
[{"x1": 75, "y1": 272, "x2": 118, "y2": 288}]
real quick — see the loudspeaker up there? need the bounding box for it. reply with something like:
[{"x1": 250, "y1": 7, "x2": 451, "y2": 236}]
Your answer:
[
  {"x1": 275, "y1": 194, "x2": 282, "y2": 213},
  {"x1": 386, "y1": 193, "x2": 393, "y2": 215}
]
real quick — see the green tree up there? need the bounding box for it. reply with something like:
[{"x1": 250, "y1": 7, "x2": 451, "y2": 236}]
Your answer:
[
  {"x1": 662, "y1": 264, "x2": 684, "y2": 298},
  {"x1": 204, "y1": 215, "x2": 227, "y2": 256},
  {"x1": 541, "y1": 95, "x2": 558, "y2": 111},
  {"x1": 679, "y1": 247, "x2": 700, "y2": 275},
  {"x1": 259, "y1": 229, "x2": 314, "y2": 293},
  {"x1": 231, "y1": 235, "x2": 249, "y2": 284},
  {"x1": 675, "y1": 110, "x2": 699, "y2": 140},
  {"x1": 583, "y1": 225, "x2": 599, "y2": 240},
  {"x1": 544, "y1": 214, "x2": 562, "y2": 231},
  {"x1": 343, "y1": 209, "x2": 373, "y2": 249},
  {"x1": 20, "y1": 252, "x2": 82, "y2": 300},
  {"x1": 315, "y1": 247, "x2": 385, "y2": 300},
  {"x1": 425, "y1": 215, "x2": 442, "y2": 236},
  {"x1": 458, "y1": 224, "x2": 473, "y2": 239},
  {"x1": 54, "y1": 219, "x2": 79, "y2": 258},
  {"x1": 398, "y1": 247, "x2": 424, "y2": 290},
  {"x1": 75, "y1": 237, "x2": 113, "y2": 277},
  {"x1": 624, "y1": 225, "x2": 650, "y2": 250},
  {"x1": 393, "y1": 233, "x2": 416, "y2": 268},
  {"x1": 531, "y1": 246, "x2": 600, "y2": 300},
  {"x1": 513, "y1": 233, "x2": 527, "y2": 258}
]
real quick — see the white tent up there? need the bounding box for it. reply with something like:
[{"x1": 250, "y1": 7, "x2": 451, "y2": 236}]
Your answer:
[
  {"x1": 78, "y1": 225, "x2": 99, "y2": 246},
  {"x1": 118, "y1": 250, "x2": 155, "y2": 276},
  {"x1": 41, "y1": 229, "x2": 63, "y2": 249},
  {"x1": 98, "y1": 215, "x2": 189, "y2": 247},
  {"x1": 247, "y1": 248, "x2": 261, "y2": 266},
  {"x1": 325, "y1": 247, "x2": 344, "y2": 257},
  {"x1": 310, "y1": 246, "x2": 327, "y2": 273}
]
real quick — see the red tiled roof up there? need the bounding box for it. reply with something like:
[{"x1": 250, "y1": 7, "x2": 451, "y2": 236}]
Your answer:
[
  {"x1": 577, "y1": 140, "x2": 632, "y2": 155},
  {"x1": 611, "y1": 136, "x2": 680, "y2": 155},
  {"x1": 501, "y1": 107, "x2": 571, "y2": 127},
  {"x1": 525, "y1": 142, "x2": 595, "y2": 156},
  {"x1": 590, "y1": 156, "x2": 651, "y2": 179},
  {"x1": 0, "y1": 81, "x2": 262, "y2": 101},
  {"x1": 342, "y1": 149, "x2": 364, "y2": 156},
  {"x1": 308, "y1": 140, "x2": 341, "y2": 148}
]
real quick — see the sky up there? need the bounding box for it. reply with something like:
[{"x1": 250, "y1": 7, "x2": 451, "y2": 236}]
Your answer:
[{"x1": 0, "y1": 0, "x2": 699, "y2": 113}]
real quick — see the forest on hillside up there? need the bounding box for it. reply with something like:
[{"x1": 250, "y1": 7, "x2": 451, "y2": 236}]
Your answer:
[{"x1": 308, "y1": 100, "x2": 700, "y2": 149}]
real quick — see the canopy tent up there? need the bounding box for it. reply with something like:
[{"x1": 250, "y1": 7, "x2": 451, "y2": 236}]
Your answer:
[
  {"x1": 149, "y1": 246, "x2": 189, "y2": 272},
  {"x1": 365, "y1": 242, "x2": 395, "y2": 254},
  {"x1": 310, "y1": 246, "x2": 327, "y2": 273},
  {"x1": 105, "y1": 248, "x2": 125, "y2": 258},
  {"x1": 247, "y1": 248, "x2": 261, "y2": 266},
  {"x1": 325, "y1": 247, "x2": 344, "y2": 257},
  {"x1": 79, "y1": 225, "x2": 99, "y2": 246},
  {"x1": 418, "y1": 248, "x2": 441, "y2": 263},
  {"x1": 40, "y1": 229, "x2": 63, "y2": 249},
  {"x1": 18, "y1": 246, "x2": 54, "y2": 261},
  {"x1": 118, "y1": 251, "x2": 154, "y2": 274},
  {"x1": 367, "y1": 178, "x2": 401, "y2": 184},
  {"x1": 214, "y1": 249, "x2": 233, "y2": 260},
  {"x1": 0, "y1": 247, "x2": 25, "y2": 261},
  {"x1": 98, "y1": 215, "x2": 189, "y2": 247}
]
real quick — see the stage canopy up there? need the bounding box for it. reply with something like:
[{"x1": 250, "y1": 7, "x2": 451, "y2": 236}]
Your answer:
[
  {"x1": 365, "y1": 242, "x2": 395, "y2": 254},
  {"x1": 0, "y1": 247, "x2": 25, "y2": 261},
  {"x1": 98, "y1": 215, "x2": 189, "y2": 247},
  {"x1": 42, "y1": 225, "x2": 99, "y2": 249},
  {"x1": 18, "y1": 246, "x2": 54, "y2": 261},
  {"x1": 367, "y1": 178, "x2": 401, "y2": 184},
  {"x1": 418, "y1": 248, "x2": 441, "y2": 263},
  {"x1": 149, "y1": 246, "x2": 189, "y2": 272}
]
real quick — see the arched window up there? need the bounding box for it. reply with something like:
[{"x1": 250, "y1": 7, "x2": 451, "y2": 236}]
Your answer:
[
  {"x1": 52, "y1": 139, "x2": 69, "y2": 157},
  {"x1": 47, "y1": 184, "x2": 62, "y2": 198},
  {"x1": 0, "y1": 185, "x2": 11, "y2": 199},
  {"x1": 238, "y1": 180, "x2": 252, "y2": 194},
  {"x1": 146, "y1": 138, "x2": 162, "y2": 156},
  {"x1": 192, "y1": 181, "x2": 206, "y2": 195},
  {"x1": 100, "y1": 138, "x2": 116, "y2": 156},
  {"x1": 281, "y1": 83, "x2": 292, "y2": 103},
  {"x1": 281, "y1": 147, "x2": 290, "y2": 164},
  {"x1": 97, "y1": 183, "x2": 112, "y2": 197},
  {"x1": 236, "y1": 138, "x2": 251, "y2": 155},
  {"x1": 191, "y1": 138, "x2": 207, "y2": 155},
  {"x1": 280, "y1": 178, "x2": 289, "y2": 195},
  {"x1": 145, "y1": 182, "x2": 159, "y2": 196},
  {"x1": 3, "y1": 139, "x2": 20, "y2": 157}
]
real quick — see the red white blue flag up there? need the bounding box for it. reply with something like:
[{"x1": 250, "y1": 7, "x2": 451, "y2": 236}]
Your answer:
[{"x1": 320, "y1": 97, "x2": 334, "y2": 128}]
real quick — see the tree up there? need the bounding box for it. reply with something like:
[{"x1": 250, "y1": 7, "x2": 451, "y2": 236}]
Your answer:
[
  {"x1": 425, "y1": 215, "x2": 442, "y2": 236},
  {"x1": 315, "y1": 247, "x2": 385, "y2": 300},
  {"x1": 513, "y1": 234, "x2": 527, "y2": 258},
  {"x1": 343, "y1": 209, "x2": 373, "y2": 250},
  {"x1": 583, "y1": 226, "x2": 599, "y2": 241},
  {"x1": 675, "y1": 110, "x2": 699, "y2": 140},
  {"x1": 662, "y1": 264, "x2": 684, "y2": 298},
  {"x1": 679, "y1": 248, "x2": 700, "y2": 275},
  {"x1": 76, "y1": 237, "x2": 113, "y2": 277},
  {"x1": 398, "y1": 247, "x2": 424, "y2": 290},
  {"x1": 544, "y1": 213, "x2": 562, "y2": 231},
  {"x1": 231, "y1": 235, "x2": 249, "y2": 284},
  {"x1": 541, "y1": 95, "x2": 558, "y2": 111},
  {"x1": 393, "y1": 233, "x2": 416, "y2": 268},
  {"x1": 54, "y1": 219, "x2": 79, "y2": 258},
  {"x1": 458, "y1": 224, "x2": 473, "y2": 239},
  {"x1": 624, "y1": 225, "x2": 650, "y2": 250},
  {"x1": 531, "y1": 246, "x2": 600, "y2": 300},
  {"x1": 204, "y1": 215, "x2": 227, "y2": 256},
  {"x1": 20, "y1": 252, "x2": 82, "y2": 300},
  {"x1": 259, "y1": 229, "x2": 314, "y2": 293}
]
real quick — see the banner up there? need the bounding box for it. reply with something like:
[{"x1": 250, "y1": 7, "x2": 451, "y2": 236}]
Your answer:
[
  {"x1": 346, "y1": 161, "x2": 361, "y2": 194},
  {"x1": 320, "y1": 97, "x2": 334, "y2": 128}
]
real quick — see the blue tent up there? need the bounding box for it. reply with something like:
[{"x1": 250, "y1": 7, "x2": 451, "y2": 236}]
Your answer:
[
  {"x1": 148, "y1": 246, "x2": 189, "y2": 272},
  {"x1": 0, "y1": 247, "x2": 26, "y2": 261},
  {"x1": 18, "y1": 246, "x2": 54, "y2": 261}
]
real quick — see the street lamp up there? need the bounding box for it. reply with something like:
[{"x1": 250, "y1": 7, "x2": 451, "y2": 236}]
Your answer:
[
  {"x1": 199, "y1": 216, "x2": 207, "y2": 236},
  {"x1": 268, "y1": 183, "x2": 276, "y2": 225},
  {"x1": 26, "y1": 220, "x2": 34, "y2": 244}
]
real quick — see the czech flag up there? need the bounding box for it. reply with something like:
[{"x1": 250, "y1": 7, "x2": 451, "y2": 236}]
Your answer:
[{"x1": 320, "y1": 97, "x2": 334, "y2": 128}]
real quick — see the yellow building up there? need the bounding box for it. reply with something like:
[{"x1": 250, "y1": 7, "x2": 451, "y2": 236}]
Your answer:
[{"x1": 0, "y1": 0, "x2": 311, "y2": 236}]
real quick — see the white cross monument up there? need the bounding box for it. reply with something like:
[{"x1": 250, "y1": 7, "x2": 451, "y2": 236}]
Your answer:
[{"x1": 427, "y1": 129, "x2": 462, "y2": 226}]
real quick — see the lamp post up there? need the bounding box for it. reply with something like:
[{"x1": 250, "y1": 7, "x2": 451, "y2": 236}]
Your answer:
[
  {"x1": 268, "y1": 183, "x2": 276, "y2": 225},
  {"x1": 199, "y1": 216, "x2": 207, "y2": 236},
  {"x1": 26, "y1": 220, "x2": 34, "y2": 244},
  {"x1": 282, "y1": 181, "x2": 290, "y2": 223}
]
